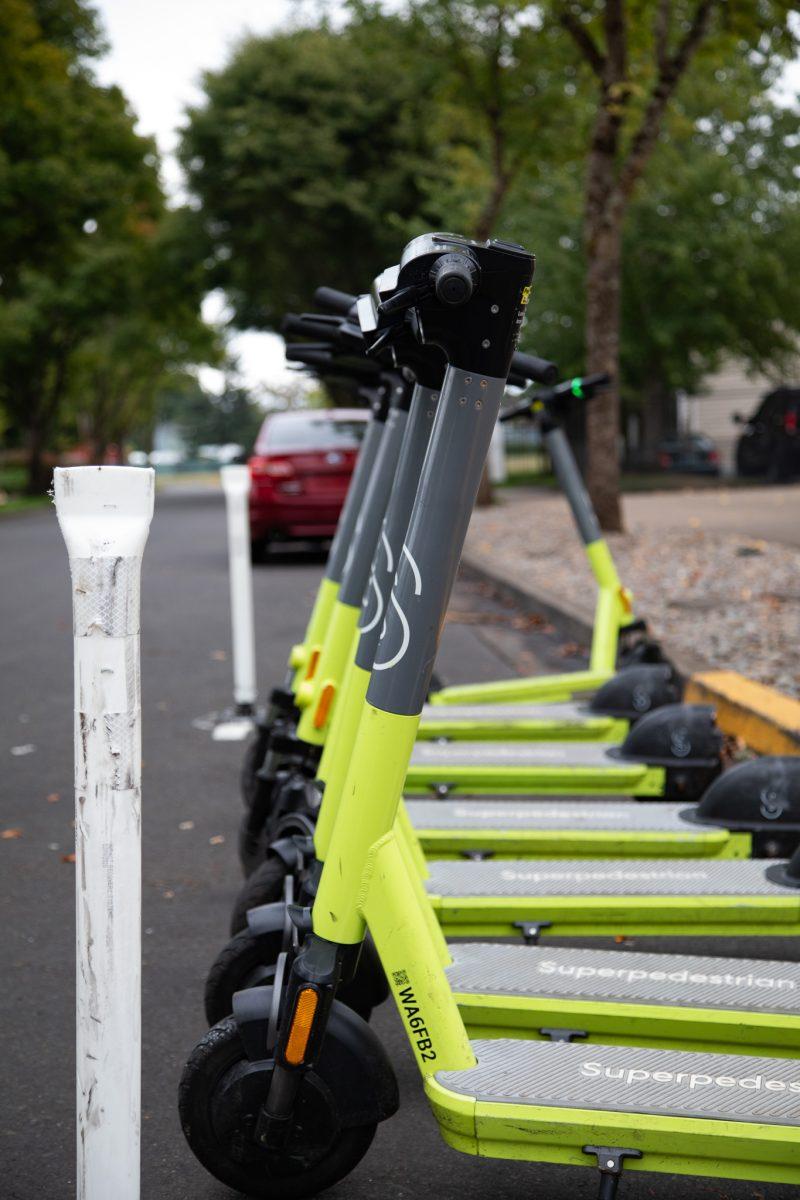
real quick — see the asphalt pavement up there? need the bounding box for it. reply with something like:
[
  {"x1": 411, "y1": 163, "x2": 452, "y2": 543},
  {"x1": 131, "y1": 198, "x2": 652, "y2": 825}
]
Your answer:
[{"x1": 2, "y1": 489, "x2": 798, "y2": 1200}]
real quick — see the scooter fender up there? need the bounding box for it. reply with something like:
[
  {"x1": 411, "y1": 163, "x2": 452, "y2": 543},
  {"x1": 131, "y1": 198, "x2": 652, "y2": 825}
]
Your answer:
[
  {"x1": 245, "y1": 901, "x2": 290, "y2": 939},
  {"x1": 588, "y1": 663, "x2": 682, "y2": 721},
  {"x1": 685, "y1": 756, "x2": 800, "y2": 856},
  {"x1": 233, "y1": 986, "x2": 399, "y2": 1126}
]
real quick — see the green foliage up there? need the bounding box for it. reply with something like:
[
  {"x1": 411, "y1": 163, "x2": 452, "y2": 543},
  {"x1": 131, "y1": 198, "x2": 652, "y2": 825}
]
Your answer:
[
  {"x1": 0, "y1": 0, "x2": 216, "y2": 490},
  {"x1": 177, "y1": 0, "x2": 800, "y2": 465},
  {"x1": 179, "y1": 14, "x2": 449, "y2": 327},
  {"x1": 151, "y1": 375, "x2": 265, "y2": 455}
]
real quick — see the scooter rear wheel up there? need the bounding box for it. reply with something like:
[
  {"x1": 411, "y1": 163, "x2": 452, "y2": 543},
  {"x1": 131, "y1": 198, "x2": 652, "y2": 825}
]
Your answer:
[
  {"x1": 231, "y1": 855, "x2": 289, "y2": 936},
  {"x1": 205, "y1": 928, "x2": 386, "y2": 1026},
  {"x1": 241, "y1": 724, "x2": 272, "y2": 809},
  {"x1": 205, "y1": 927, "x2": 285, "y2": 1026},
  {"x1": 180, "y1": 1016, "x2": 377, "y2": 1199}
]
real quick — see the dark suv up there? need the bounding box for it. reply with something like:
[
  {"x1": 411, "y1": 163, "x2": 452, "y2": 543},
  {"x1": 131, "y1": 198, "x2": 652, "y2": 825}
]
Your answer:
[{"x1": 734, "y1": 387, "x2": 800, "y2": 480}]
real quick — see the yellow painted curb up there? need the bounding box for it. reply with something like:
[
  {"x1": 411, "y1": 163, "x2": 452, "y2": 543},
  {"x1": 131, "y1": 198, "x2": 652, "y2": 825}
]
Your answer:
[{"x1": 686, "y1": 671, "x2": 800, "y2": 756}]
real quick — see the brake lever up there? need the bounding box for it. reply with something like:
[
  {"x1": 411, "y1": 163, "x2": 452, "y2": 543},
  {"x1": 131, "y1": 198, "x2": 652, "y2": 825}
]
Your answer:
[{"x1": 377, "y1": 282, "x2": 433, "y2": 319}]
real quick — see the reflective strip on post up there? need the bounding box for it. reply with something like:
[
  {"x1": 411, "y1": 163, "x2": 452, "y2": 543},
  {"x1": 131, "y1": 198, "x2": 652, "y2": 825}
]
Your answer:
[
  {"x1": 54, "y1": 465, "x2": 154, "y2": 1200},
  {"x1": 220, "y1": 464, "x2": 257, "y2": 713}
]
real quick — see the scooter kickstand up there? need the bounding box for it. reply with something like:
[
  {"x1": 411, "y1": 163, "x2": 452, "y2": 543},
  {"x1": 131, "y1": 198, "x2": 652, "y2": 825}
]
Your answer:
[
  {"x1": 512, "y1": 920, "x2": 552, "y2": 945},
  {"x1": 582, "y1": 1146, "x2": 642, "y2": 1199}
]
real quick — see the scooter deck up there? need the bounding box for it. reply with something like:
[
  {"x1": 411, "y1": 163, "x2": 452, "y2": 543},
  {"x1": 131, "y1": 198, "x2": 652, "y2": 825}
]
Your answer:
[
  {"x1": 448, "y1": 943, "x2": 800, "y2": 1055},
  {"x1": 425, "y1": 858, "x2": 800, "y2": 937},
  {"x1": 428, "y1": 667, "x2": 607, "y2": 707},
  {"x1": 417, "y1": 701, "x2": 626, "y2": 742},
  {"x1": 430, "y1": 1039, "x2": 800, "y2": 1184},
  {"x1": 406, "y1": 741, "x2": 663, "y2": 795},
  {"x1": 406, "y1": 798, "x2": 749, "y2": 859}
]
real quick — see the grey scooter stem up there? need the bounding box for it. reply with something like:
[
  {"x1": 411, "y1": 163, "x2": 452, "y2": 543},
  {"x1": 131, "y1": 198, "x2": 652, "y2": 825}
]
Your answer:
[
  {"x1": 368, "y1": 366, "x2": 506, "y2": 717},
  {"x1": 326, "y1": 410, "x2": 385, "y2": 584},
  {"x1": 339, "y1": 386, "x2": 409, "y2": 607},
  {"x1": 356, "y1": 384, "x2": 439, "y2": 672},
  {"x1": 543, "y1": 424, "x2": 601, "y2": 547}
]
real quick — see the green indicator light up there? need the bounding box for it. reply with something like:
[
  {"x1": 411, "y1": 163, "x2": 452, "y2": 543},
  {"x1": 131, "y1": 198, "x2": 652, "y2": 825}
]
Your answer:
[{"x1": 570, "y1": 378, "x2": 584, "y2": 398}]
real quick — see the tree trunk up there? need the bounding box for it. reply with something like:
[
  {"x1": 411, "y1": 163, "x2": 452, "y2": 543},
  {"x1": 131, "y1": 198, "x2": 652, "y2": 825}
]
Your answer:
[
  {"x1": 27, "y1": 419, "x2": 51, "y2": 495},
  {"x1": 584, "y1": 212, "x2": 624, "y2": 531}
]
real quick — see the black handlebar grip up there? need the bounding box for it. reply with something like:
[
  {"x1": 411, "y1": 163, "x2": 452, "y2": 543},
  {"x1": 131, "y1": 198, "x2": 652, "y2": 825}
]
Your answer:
[
  {"x1": 313, "y1": 286, "x2": 358, "y2": 315},
  {"x1": 284, "y1": 345, "x2": 333, "y2": 364},
  {"x1": 511, "y1": 351, "x2": 559, "y2": 386},
  {"x1": 282, "y1": 314, "x2": 340, "y2": 341}
]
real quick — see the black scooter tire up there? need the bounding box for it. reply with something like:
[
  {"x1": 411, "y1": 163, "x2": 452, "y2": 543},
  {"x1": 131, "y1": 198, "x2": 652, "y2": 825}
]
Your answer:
[
  {"x1": 179, "y1": 1016, "x2": 376, "y2": 1200},
  {"x1": 241, "y1": 723, "x2": 271, "y2": 809},
  {"x1": 205, "y1": 927, "x2": 284, "y2": 1027},
  {"x1": 231, "y1": 855, "x2": 289, "y2": 936}
]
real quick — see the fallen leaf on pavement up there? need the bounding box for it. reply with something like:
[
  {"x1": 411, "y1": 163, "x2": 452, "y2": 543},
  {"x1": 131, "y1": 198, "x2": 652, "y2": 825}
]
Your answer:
[
  {"x1": 61, "y1": 852, "x2": 76, "y2": 863},
  {"x1": 2, "y1": 828, "x2": 23, "y2": 839},
  {"x1": 179, "y1": 820, "x2": 195, "y2": 831},
  {"x1": 209, "y1": 834, "x2": 225, "y2": 845},
  {"x1": 46, "y1": 792, "x2": 60, "y2": 803}
]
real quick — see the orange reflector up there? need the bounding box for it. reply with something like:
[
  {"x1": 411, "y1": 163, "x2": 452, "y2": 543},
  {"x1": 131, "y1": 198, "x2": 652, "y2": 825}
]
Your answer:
[
  {"x1": 619, "y1": 586, "x2": 633, "y2": 614},
  {"x1": 313, "y1": 683, "x2": 335, "y2": 729},
  {"x1": 305, "y1": 648, "x2": 321, "y2": 681},
  {"x1": 285, "y1": 987, "x2": 319, "y2": 1066}
]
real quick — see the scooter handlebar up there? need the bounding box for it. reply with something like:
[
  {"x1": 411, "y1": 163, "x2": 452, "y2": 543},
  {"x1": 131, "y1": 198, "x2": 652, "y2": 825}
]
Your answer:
[
  {"x1": 499, "y1": 372, "x2": 612, "y2": 422},
  {"x1": 511, "y1": 351, "x2": 559, "y2": 386},
  {"x1": 313, "y1": 286, "x2": 358, "y2": 315},
  {"x1": 282, "y1": 314, "x2": 341, "y2": 341}
]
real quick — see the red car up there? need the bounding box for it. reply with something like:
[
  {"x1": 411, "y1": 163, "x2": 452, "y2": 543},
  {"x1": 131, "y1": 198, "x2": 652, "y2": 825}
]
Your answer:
[{"x1": 249, "y1": 408, "x2": 368, "y2": 556}]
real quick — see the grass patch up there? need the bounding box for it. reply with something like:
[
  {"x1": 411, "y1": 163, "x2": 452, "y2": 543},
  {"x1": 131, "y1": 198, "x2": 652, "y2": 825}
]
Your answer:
[{"x1": 0, "y1": 464, "x2": 50, "y2": 517}]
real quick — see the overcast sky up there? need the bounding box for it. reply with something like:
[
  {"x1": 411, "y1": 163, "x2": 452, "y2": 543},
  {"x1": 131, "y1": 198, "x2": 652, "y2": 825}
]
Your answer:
[
  {"x1": 92, "y1": 0, "x2": 800, "y2": 397},
  {"x1": 94, "y1": 1, "x2": 331, "y2": 397}
]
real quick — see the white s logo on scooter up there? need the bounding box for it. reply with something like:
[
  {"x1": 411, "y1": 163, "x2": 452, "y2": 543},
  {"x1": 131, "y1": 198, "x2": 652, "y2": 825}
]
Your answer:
[{"x1": 372, "y1": 544, "x2": 423, "y2": 671}]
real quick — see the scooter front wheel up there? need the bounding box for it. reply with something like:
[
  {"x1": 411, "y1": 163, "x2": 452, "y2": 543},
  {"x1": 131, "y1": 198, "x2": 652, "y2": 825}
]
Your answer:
[{"x1": 180, "y1": 1016, "x2": 377, "y2": 1199}]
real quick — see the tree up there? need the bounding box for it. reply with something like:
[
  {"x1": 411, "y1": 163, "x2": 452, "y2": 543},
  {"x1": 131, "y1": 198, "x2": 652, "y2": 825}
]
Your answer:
[
  {"x1": 63, "y1": 209, "x2": 220, "y2": 461},
  {"x1": 179, "y1": 13, "x2": 448, "y2": 329},
  {"x1": 553, "y1": 0, "x2": 798, "y2": 528},
  {"x1": 497, "y1": 52, "x2": 800, "y2": 453},
  {"x1": 150, "y1": 375, "x2": 265, "y2": 455},
  {"x1": 400, "y1": 1, "x2": 583, "y2": 239},
  {"x1": 0, "y1": 1, "x2": 216, "y2": 490}
]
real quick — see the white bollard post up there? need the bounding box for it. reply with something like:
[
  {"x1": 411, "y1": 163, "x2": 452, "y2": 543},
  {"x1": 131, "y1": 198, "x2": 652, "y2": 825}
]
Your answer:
[
  {"x1": 54, "y1": 465, "x2": 154, "y2": 1200},
  {"x1": 220, "y1": 464, "x2": 257, "y2": 717},
  {"x1": 488, "y1": 420, "x2": 507, "y2": 484}
]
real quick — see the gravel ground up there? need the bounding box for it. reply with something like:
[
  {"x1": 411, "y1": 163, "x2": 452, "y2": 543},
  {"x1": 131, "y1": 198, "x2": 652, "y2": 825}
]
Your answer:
[{"x1": 466, "y1": 489, "x2": 800, "y2": 697}]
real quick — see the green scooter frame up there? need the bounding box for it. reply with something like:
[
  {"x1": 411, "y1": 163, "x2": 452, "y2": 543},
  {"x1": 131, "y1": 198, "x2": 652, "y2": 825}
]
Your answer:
[
  {"x1": 419, "y1": 379, "x2": 672, "y2": 741},
  {"x1": 425, "y1": 385, "x2": 648, "y2": 709},
  {"x1": 184, "y1": 236, "x2": 800, "y2": 1197}
]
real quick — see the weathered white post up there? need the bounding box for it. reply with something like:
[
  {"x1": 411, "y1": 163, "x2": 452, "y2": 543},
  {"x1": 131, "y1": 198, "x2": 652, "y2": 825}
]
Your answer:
[
  {"x1": 54, "y1": 465, "x2": 154, "y2": 1200},
  {"x1": 220, "y1": 463, "x2": 257, "y2": 716},
  {"x1": 488, "y1": 420, "x2": 507, "y2": 484}
]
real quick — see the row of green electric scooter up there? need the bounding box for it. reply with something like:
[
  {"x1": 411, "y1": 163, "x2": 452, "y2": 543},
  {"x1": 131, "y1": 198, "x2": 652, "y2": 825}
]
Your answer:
[{"x1": 179, "y1": 233, "x2": 800, "y2": 1199}]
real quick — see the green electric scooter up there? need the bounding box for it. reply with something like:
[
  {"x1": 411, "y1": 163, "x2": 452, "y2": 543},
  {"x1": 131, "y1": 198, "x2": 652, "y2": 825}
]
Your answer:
[
  {"x1": 238, "y1": 304, "x2": 695, "y2": 874},
  {"x1": 240, "y1": 310, "x2": 720, "y2": 885},
  {"x1": 182, "y1": 234, "x2": 800, "y2": 1199}
]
